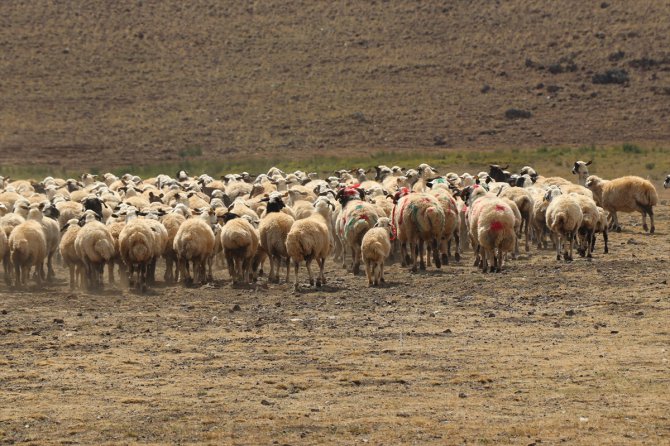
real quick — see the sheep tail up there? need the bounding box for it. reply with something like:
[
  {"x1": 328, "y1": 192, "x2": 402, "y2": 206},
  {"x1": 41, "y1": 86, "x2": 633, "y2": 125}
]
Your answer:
[{"x1": 95, "y1": 239, "x2": 115, "y2": 261}]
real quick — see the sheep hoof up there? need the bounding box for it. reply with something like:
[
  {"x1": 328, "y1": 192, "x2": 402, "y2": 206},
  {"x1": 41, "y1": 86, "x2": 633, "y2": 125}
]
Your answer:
[
  {"x1": 315, "y1": 279, "x2": 322, "y2": 287},
  {"x1": 473, "y1": 259, "x2": 479, "y2": 267},
  {"x1": 455, "y1": 253, "x2": 461, "y2": 262},
  {"x1": 411, "y1": 265, "x2": 418, "y2": 273},
  {"x1": 309, "y1": 279, "x2": 314, "y2": 286},
  {"x1": 556, "y1": 254, "x2": 561, "y2": 261},
  {"x1": 650, "y1": 226, "x2": 655, "y2": 234},
  {"x1": 380, "y1": 277, "x2": 385, "y2": 283},
  {"x1": 419, "y1": 262, "x2": 426, "y2": 271},
  {"x1": 643, "y1": 223, "x2": 649, "y2": 232},
  {"x1": 604, "y1": 248, "x2": 609, "y2": 254},
  {"x1": 615, "y1": 226, "x2": 622, "y2": 233}
]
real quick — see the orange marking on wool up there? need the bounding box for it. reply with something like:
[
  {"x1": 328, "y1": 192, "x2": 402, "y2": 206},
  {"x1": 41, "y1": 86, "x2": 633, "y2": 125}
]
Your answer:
[{"x1": 490, "y1": 220, "x2": 504, "y2": 231}]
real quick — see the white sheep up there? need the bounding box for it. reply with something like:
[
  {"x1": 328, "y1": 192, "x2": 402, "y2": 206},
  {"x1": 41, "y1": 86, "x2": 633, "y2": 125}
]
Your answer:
[
  {"x1": 593, "y1": 206, "x2": 609, "y2": 255},
  {"x1": 0, "y1": 226, "x2": 8, "y2": 285},
  {"x1": 173, "y1": 216, "x2": 216, "y2": 285},
  {"x1": 392, "y1": 190, "x2": 446, "y2": 272},
  {"x1": 160, "y1": 210, "x2": 186, "y2": 283},
  {"x1": 545, "y1": 191, "x2": 583, "y2": 262},
  {"x1": 286, "y1": 197, "x2": 333, "y2": 290},
  {"x1": 75, "y1": 210, "x2": 116, "y2": 290},
  {"x1": 429, "y1": 188, "x2": 461, "y2": 264},
  {"x1": 335, "y1": 186, "x2": 380, "y2": 275},
  {"x1": 585, "y1": 175, "x2": 658, "y2": 233},
  {"x1": 500, "y1": 187, "x2": 534, "y2": 253},
  {"x1": 119, "y1": 209, "x2": 156, "y2": 291},
  {"x1": 8, "y1": 208, "x2": 47, "y2": 287},
  {"x1": 569, "y1": 193, "x2": 600, "y2": 258},
  {"x1": 59, "y1": 218, "x2": 83, "y2": 290},
  {"x1": 258, "y1": 194, "x2": 295, "y2": 283},
  {"x1": 361, "y1": 217, "x2": 392, "y2": 286},
  {"x1": 475, "y1": 199, "x2": 517, "y2": 272},
  {"x1": 220, "y1": 213, "x2": 259, "y2": 284}
]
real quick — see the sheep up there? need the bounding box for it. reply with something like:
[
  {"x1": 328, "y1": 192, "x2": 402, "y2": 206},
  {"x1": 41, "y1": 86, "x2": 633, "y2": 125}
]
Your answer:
[
  {"x1": 8, "y1": 210, "x2": 47, "y2": 287},
  {"x1": 500, "y1": 187, "x2": 534, "y2": 253},
  {"x1": 36, "y1": 202, "x2": 60, "y2": 281},
  {"x1": 361, "y1": 217, "x2": 392, "y2": 286},
  {"x1": 335, "y1": 186, "x2": 380, "y2": 274},
  {"x1": 593, "y1": 206, "x2": 609, "y2": 254},
  {"x1": 56, "y1": 200, "x2": 84, "y2": 229},
  {"x1": 58, "y1": 218, "x2": 83, "y2": 290},
  {"x1": 173, "y1": 216, "x2": 216, "y2": 285},
  {"x1": 429, "y1": 188, "x2": 461, "y2": 264},
  {"x1": 118, "y1": 210, "x2": 156, "y2": 291},
  {"x1": 474, "y1": 198, "x2": 517, "y2": 272},
  {"x1": 664, "y1": 175, "x2": 670, "y2": 189},
  {"x1": 0, "y1": 226, "x2": 8, "y2": 284},
  {"x1": 569, "y1": 193, "x2": 600, "y2": 258},
  {"x1": 258, "y1": 193, "x2": 295, "y2": 283},
  {"x1": 160, "y1": 210, "x2": 186, "y2": 283},
  {"x1": 585, "y1": 175, "x2": 658, "y2": 233},
  {"x1": 459, "y1": 184, "x2": 516, "y2": 272},
  {"x1": 488, "y1": 164, "x2": 510, "y2": 183},
  {"x1": 392, "y1": 190, "x2": 446, "y2": 272},
  {"x1": 75, "y1": 210, "x2": 116, "y2": 290},
  {"x1": 286, "y1": 196, "x2": 333, "y2": 290},
  {"x1": 545, "y1": 191, "x2": 583, "y2": 262},
  {"x1": 411, "y1": 163, "x2": 439, "y2": 192},
  {"x1": 220, "y1": 212, "x2": 260, "y2": 284},
  {"x1": 500, "y1": 197, "x2": 522, "y2": 259},
  {"x1": 571, "y1": 160, "x2": 592, "y2": 186},
  {"x1": 142, "y1": 214, "x2": 169, "y2": 284}
]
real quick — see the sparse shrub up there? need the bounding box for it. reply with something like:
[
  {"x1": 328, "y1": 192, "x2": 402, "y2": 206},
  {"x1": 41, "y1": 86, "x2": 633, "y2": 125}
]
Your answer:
[
  {"x1": 645, "y1": 162, "x2": 655, "y2": 170},
  {"x1": 622, "y1": 143, "x2": 642, "y2": 154},
  {"x1": 592, "y1": 69, "x2": 629, "y2": 85}
]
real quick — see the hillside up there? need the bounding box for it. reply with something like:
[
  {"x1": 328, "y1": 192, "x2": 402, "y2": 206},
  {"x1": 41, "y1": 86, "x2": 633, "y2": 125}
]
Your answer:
[{"x1": 0, "y1": 0, "x2": 669, "y2": 171}]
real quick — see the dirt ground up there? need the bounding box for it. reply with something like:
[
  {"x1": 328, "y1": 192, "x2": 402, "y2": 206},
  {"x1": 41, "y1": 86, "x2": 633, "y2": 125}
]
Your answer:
[
  {"x1": 0, "y1": 200, "x2": 668, "y2": 445},
  {"x1": 1, "y1": 0, "x2": 670, "y2": 170}
]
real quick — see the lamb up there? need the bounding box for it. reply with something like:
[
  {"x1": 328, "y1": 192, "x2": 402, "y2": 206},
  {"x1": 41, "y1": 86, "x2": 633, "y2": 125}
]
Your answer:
[
  {"x1": 58, "y1": 218, "x2": 83, "y2": 290},
  {"x1": 220, "y1": 212, "x2": 260, "y2": 284},
  {"x1": 286, "y1": 197, "x2": 333, "y2": 290},
  {"x1": 335, "y1": 186, "x2": 379, "y2": 274},
  {"x1": 571, "y1": 160, "x2": 592, "y2": 186},
  {"x1": 545, "y1": 191, "x2": 583, "y2": 261},
  {"x1": 75, "y1": 210, "x2": 116, "y2": 290},
  {"x1": 392, "y1": 190, "x2": 445, "y2": 272},
  {"x1": 8, "y1": 208, "x2": 48, "y2": 287},
  {"x1": 173, "y1": 216, "x2": 216, "y2": 285},
  {"x1": 258, "y1": 193, "x2": 295, "y2": 283},
  {"x1": 585, "y1": 175, "x2": 658, "y2": 233},
  {"x1": 361, "y1": 217, "x2": 392, "y2": 286},
  {"x1": 118, "y1": 209, "x2": 156, "y2": 291}
]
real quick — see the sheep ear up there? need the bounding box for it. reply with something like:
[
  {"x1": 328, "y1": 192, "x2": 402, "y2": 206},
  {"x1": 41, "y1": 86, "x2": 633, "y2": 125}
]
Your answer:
[
  {"x1": 502, "y1": 165, "x2": 509, "y2": 170},
  {"x1": 586, "y1": 160, "x2": 592, "y2": 166},
  {"x1": 61, "y1": 223, "x2": 70, "y2": 232}
]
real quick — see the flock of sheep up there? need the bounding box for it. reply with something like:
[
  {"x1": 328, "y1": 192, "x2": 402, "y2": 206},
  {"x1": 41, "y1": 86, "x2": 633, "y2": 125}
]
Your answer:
[{"x1": 0, "y1": 164, "x2": 665, "y2": 291}]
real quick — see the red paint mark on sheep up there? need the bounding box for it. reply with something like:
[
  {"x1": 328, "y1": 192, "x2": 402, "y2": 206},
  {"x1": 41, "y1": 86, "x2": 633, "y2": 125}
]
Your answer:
[
  {"x1": 495, "y1": 204, "x2": 506, "y2": 212},
  {"x1": 490, "y1": 220, "x2": 504, "y2": 231}
]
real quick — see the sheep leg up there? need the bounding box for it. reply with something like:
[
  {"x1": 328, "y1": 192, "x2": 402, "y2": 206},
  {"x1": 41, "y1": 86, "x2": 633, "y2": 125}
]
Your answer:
[
  {"x1": 480, "y1": 249, "x2": 487, "y2": 273},
  {"x1": 432, "y1": 238, "x2": 441, "y2": 268},
  {"x1": 316, "y1": 257, "x2": 326, "y2": 286},
  {"x1": 268, "y1": 255, "x2": 277, "y2": 283},
  {"x1": 379, "y1": 261, "x2": 385, "y2": 284},
  {"x1": 418, "y1": 240, "x2": 426, "y2": 270},
  {"x1": 586, "y1": 230, "x2": 594, "y2": 258},
  {"x1": 68, "y1": 264, "x2": 76, "y2": 290},
  {"x1": 442, "y1": 238, "x2": 450, "y2": 265},
  {"x1": 555, "y1": 235, "x2": 562, "y2": 261},
  {"x1": 401, "y1": 242, "x2": 410, "y2": 267},
  {"x1": 284, "y1": 256, "x2": 291, "y2": 284},
  {"x1": 305, "y1": 259, "x2": 315, "y2": 286},
  {"x1": 409, "y1": 241, "x2": 418, "y2": 272},
  {"x1": 352, "y1": 245, "x2": 361, "y2": 275},
  {"x1": 603, "y1": 230, "x2": 609, "y2": 253},
  {"x1": 46, "y1": 252, "x2": 55, "y2": 281},
  {"x1": 242, "y1": 258, "x2": 251, "y2": 284},
  {"x1": 293, "y1": 260, "x2": 300, "y2": 291},
  {"x1": 225, "y1": 253, "x2": 235, "y2": 283},
  {"x1": 496, "y1": 247, "x2": 504, "y2": 273},
  {"x1": 365, "y1": 260, "x2": 373, "y2": 286}
]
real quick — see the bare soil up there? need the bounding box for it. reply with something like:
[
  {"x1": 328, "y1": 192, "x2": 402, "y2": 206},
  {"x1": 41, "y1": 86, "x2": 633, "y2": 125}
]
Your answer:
[
  {"x1": 1, "y1": 204, "x2": 669, "y2": 445},
  {"x1": 1, "y1": 1, "x2": 670, "y2": 170}
]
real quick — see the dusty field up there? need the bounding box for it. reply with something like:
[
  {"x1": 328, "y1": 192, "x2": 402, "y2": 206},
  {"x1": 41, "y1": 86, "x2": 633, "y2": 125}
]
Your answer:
[
  {"x1": 1, "y1": 0, "x2": 670, "y2": 170},
  {"x1": 1, "y1": 201, "x2": 669, "y2": 445}
]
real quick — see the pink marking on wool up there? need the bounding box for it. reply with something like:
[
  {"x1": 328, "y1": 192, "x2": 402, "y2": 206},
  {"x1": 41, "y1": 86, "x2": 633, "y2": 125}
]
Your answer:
[
  {"x1": 490, "y1": 220, "x2": 504, "y2": 231},
  {"x1": 495, "y1": 204, "x2": 506, "y2": 212}
]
